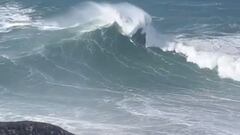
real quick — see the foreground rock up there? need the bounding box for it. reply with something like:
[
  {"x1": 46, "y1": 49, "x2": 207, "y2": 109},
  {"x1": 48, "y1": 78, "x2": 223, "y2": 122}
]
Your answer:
[{"x1": 0, "y1": 121, "x2": 74, "y2": 135}]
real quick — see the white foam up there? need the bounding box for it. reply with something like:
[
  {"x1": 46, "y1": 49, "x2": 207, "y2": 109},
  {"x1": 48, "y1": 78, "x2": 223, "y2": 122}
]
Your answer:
[
  {"x1": 162, "y1": 35, "x2": 240, "y2": 81},
  {"x1": 0, "y1": 3, "x2": 34, "y2": 32},
  {"x1": 46, "y1": 2, "x2": 152, "y2": 36},
  {"x1": 0, "y1": 3, "x2": 63, "y2": 32}
]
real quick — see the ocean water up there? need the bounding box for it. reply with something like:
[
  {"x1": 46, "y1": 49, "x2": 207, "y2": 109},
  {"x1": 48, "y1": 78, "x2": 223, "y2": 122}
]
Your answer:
[{"x1": 1, "y1": 0, "x2": 240, "y2": 134}]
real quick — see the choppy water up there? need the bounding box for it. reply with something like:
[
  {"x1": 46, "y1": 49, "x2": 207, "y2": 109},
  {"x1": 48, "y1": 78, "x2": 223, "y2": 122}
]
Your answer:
[{"x1": 1, "y1": 0, "x2": 240, "y2": 135}]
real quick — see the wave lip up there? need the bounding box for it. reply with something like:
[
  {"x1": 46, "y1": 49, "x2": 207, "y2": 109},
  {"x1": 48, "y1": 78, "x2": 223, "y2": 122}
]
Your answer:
[{"x1": 94, "y1": 2, "x2": 152, "y2": 36}]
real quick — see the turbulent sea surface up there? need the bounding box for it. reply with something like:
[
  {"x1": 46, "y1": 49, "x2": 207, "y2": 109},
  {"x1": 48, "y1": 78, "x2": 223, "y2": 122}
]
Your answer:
[{"x1": 1, "y1": 0, "x2": 240, "y2": 135}]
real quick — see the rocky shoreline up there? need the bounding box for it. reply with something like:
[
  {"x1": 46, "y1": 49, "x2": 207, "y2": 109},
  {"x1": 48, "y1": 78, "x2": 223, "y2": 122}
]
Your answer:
[{"x1": 0, "y1": 121, "x2": 74, "y2": 135}]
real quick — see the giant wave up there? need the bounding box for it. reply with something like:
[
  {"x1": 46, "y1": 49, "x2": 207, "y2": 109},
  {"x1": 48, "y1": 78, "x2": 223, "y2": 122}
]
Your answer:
[
  {"x1": 45, "y1": 2, "x2": 240, "y2": 82},
  {"x1": 1, "y1": 2, "x2": 240, "y2": 82},
  {"x1": 1, "y1": 1, "x2": 240, "y2": 135}
]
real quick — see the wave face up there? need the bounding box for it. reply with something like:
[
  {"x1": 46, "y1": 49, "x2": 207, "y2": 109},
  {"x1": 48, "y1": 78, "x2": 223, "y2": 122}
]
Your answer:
[{"x1": 1, "y1": 1, "x2": 240, "y2": 135}]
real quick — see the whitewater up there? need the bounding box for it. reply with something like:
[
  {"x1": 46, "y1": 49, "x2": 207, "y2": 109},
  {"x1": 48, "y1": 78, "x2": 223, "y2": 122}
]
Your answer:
[{"x1": 1, "y1": 1, "x2": 240, "y2": 135}]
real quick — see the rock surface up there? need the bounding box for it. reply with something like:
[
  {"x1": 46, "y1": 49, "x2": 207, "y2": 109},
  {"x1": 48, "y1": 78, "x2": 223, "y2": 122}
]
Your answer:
[{"x1": 0, "y1": 121, "x2": 74, "y2": 135}]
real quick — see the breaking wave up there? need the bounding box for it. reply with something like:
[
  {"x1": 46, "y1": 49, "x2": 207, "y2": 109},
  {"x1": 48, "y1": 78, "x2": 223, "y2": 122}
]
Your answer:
[
  {"x1": 164, "y1": 35, "x2": 240, "y2": 81},
  {"x1": 1, "y1": 1, "x2": 240, "y2": 83}
]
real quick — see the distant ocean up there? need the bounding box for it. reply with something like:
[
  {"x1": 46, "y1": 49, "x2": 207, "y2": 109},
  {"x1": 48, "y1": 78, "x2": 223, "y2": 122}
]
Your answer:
[{"x1": 1, "y1": 0, "x2": 240, "y2": 134}]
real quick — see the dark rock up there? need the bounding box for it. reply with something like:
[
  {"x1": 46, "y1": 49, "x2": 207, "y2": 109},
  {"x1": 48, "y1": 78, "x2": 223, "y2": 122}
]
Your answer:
[{"x1": 0, "y1": 121, "x2": 74, "y2": 135}]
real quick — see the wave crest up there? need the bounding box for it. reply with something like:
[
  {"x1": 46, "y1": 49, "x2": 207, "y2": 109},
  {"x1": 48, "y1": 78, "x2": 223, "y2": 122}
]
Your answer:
[{"x1": 45, "y1": 2, "x2": 152, "y2": 36}]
